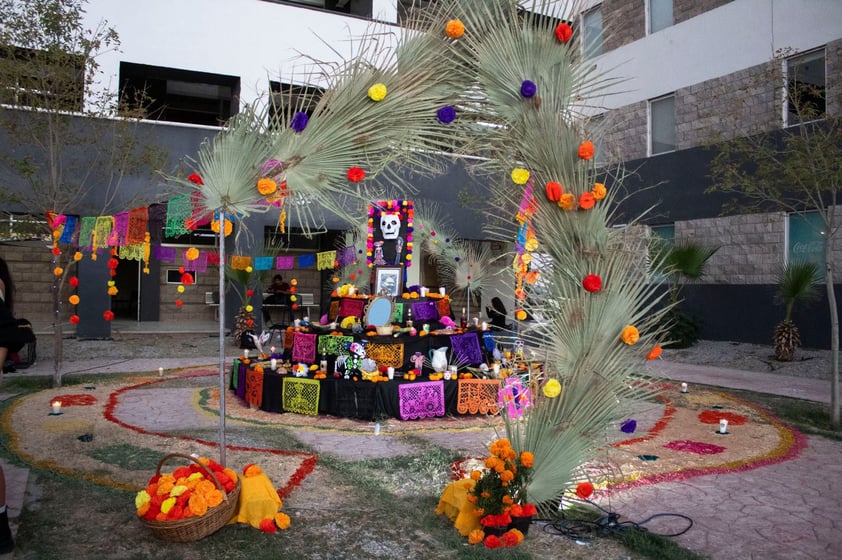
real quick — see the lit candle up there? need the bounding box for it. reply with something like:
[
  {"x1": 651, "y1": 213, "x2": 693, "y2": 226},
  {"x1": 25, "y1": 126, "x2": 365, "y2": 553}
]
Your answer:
[
  {"x1": 158, "y1": 367, "x2": 164, "y2": 377},
  {"x1": 243, "y1": 349, "x2": 249, "y2": 359},
  {"x1": 387, "y1": 367, "x2": 395, "y2": 380},
  {"x1": 480, "y1": 321, "x2": 488, "y2": 331},
  {"x1": 348, "y1": 286, "x2": 355, "y2": 295},
  {"x1": 439, "y1": 287, "x2": 446, "y2": 296},
  {"x1": 680, "y1": 382, "x2": 688, "y2": 393},
  {"x1": 270, "y1": 358, "x2": 278, "y2": 370},
  {"x1": 719, "y1": 419, "x2": 728, "y2": 434},
  {"x1": 51, "y1": 400, "x2": 62, "y2": 414}
]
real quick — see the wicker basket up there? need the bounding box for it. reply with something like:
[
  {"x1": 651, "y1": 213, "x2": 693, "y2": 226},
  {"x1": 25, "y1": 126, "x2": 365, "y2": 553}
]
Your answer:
[{"x1": 139, "y1": 452, "x2": 241, "y2": 543}]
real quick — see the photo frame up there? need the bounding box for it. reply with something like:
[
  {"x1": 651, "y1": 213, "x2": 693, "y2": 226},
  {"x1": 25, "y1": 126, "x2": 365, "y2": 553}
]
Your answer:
[{"x1": 374, "y1": 266, "x2": 403, "y2": 297}]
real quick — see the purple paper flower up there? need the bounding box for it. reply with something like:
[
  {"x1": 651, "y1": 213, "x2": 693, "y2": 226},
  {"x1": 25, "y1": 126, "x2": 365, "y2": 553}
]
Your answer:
[
  {"x1": 437, "y1": 105, "x2": 457, "y2": 124},
  {"x1": 620, "y1": 419, "x2": 637, "y2": 434},
  {"x1": 290, "y1": 111, "x2": 309, "y2": 132},
  {"x1": 520, "y1": 80, "x2": 537, "y2": 98}
]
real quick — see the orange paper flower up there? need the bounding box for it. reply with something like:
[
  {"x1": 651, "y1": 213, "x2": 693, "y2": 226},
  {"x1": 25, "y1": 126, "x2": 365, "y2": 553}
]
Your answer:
[
  {"x1": 559, "y1": 192, "x2": 575, "y2": 211},
  {"x1": 257, "y1": 178, "x2": 277, "y2": 196},
  {"x1": 445, "y1": 19, "x2": 465, "y2": 39},
  {"x1": 578, "y1": 140, "x2": 595, "y2": 160},
  {"x1": 646, "y1": 345, "x2": 663, "y2": 360},
  {"x1": 620, "y1": 325, "x2": 640, "y2": 345},
  {"x1": 579, "y1": 192, "x2": 596, "y2": 210},
  {"x1": 592, "y1": 182, "x2": 607, "y2": 200}
]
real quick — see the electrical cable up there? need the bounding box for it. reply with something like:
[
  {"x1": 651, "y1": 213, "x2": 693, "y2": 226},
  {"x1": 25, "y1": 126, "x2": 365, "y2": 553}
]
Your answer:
[{"x1": 539, "y1": 496, "x2": 694, "y2": 542}]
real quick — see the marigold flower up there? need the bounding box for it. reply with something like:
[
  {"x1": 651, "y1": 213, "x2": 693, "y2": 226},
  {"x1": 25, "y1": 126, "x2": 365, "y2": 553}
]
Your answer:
[
  {"x1": 520, "y1": 451, "x2": 534, "y2": 468},
  {"x1": 579, "y1": 192, "x2": 596, "y2": 210},
  {"x1": 275, "y1": 512, "x2": 291, "y2": 530},
  {"x1": 367, "y1": 83, "x2": 387, "y2": 102},
  {"x1": 500, "y1": 470, "x2": 515, "y2": 482},
  {"x1": 484, "y1": 534, "x2": 503, "y2": 549},
  {"x1": 559, "y1": 192, "x2": 576, "y2": 211},
  {"x1": 502, "y1": 495, "x2": 513, "y2": 505},
  {"x1": 74, "y1": 251, "x2": 83, "y2": 261},
  {"x1": 545, "y1": 180, "x2": 563, "y2": 202},
  {"x1": 509, "y1": 527, "x2": 525, "y2": 543},
  {"x1": 468, "y1": 529, "x2": 485, "y2": 545},
  {"x1": 578, "y1": 140, "x2": 595, "y2": 160},
  {"x1": 592, "y1": 182, "x2": 607, "y2": 200},
  {"x1": 621, "y1": 325, "x2": 640, "y2": 345},
  {"x1": 501, "y1": 530, "x2": 520, "y2": 547},
  {"x1": 108, "y1": 286, "x2": 119, "y2": 296},
  {"x1": 511, "y1": 167, "x2": 530, "y2": 185},
  {"x1": 470, "y1": 470, "x2": 483, "y2": 481},
  {"x1": 445, "y1": 19, "x2": 465, "y2": 38},
  {"x1": 160, "y1": 497, "x2": 176, "y2": 514}
]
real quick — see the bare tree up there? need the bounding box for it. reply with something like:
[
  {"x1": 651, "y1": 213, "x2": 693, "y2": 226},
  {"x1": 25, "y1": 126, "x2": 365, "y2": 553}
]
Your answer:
[
  {"x1": 0, "y1": 0, "x2": 167, "y2": 387},
  {"x1": 709, "y1": 47, "x2": 841, "y2": 427}
]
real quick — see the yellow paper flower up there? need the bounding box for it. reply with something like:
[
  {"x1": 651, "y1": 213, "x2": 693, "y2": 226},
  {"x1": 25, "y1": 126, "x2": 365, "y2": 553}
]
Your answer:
[
  {"x1": 592, "y1": 182, "x2": 607, "y2": 200},
  {"x1": 73, "y1": 251, "x2": 83, "y2": 261},
  {"x1": 177, "y1": 285, "x2": 185, "y2": 293},
  {"x1": 68, "y1": 295, "x2": 80, "y2": 305},
  {"x1": 445, "y1": 19, "x2": 465, "y2": 39},
  {"x1": 515, "y1": 309, "x2": 527, "y2": 321},
  {"x1": 245, "y1": 305, "x2": 254, "y2": 313},
  {"x1": 185, "y1": 247, "x2": 199, "y2": 261},
  {"x1": 543, "y1": 379, "x2": 562, "y2": 398},
  {"x1": 368, "y1": 83, "x2": 387, "y2": 102},
  {"x1": 511, "y1": 168, "x2": 530, "y2": 185},
  {"x1": 246, "y1": 266, "x2": 253, "y2": 273},
  {"x1": 621, "y1": 325, "x2": 640, "y2": 345}
]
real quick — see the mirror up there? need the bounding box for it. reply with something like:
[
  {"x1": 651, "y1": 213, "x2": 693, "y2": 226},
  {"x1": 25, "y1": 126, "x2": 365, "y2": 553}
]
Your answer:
[{"x1": 365, "y1": 296, "x2": 395, "y2": 326}]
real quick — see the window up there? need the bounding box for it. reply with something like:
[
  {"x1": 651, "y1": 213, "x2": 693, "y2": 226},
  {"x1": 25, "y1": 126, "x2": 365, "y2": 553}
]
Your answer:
[
  {"x1": 586, "y1": 113, "x2": 606, "y2": 165},
  {"x1": 266, "y1": 0, "x2": 370, "y2": 18},
  {"x1": 268, "y1": 81, "x2": 324, "y2": 128},
  {"x1": 162, "y1": 223, "x2": 219, "y2": 247},
  {"x1": 788, "y1": 212, "x2": 825, "y2": 281},
  {"x1": 0, "y1": 46, "x2": 84, "y2": 111},
  {"x1": 786, "y1": 49, "x2": 826, "y2": 126},
  {"x1": 582, "y1": 5, "x2": 603, "y2": 58},
  {"x1": 649, "y1": 94, "x2": 675, "y2": 155},
  {"x1": 119, "y1": 62, "x2": 240, "y2": 126},
  {"x1": 166, "y1": 269, "x2": 198, "y2": 284},
  {"x1": 648, "y1": 0, "x2": 673, "y2": 34}
]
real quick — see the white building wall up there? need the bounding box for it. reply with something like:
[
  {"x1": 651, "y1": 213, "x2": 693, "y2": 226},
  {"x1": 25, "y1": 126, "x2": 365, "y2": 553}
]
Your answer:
[
  {"x1": 81, "y1": 0, "x2": 402, "y2": 108},
  {"x1": 592, "y1": 0, "x2": 842, "y2": 110}
]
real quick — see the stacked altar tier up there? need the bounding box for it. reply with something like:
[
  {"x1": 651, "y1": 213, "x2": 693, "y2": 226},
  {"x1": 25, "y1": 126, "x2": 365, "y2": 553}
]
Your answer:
[{"x1": 230, "y1": 361, "x2": 507, "y2": 421}]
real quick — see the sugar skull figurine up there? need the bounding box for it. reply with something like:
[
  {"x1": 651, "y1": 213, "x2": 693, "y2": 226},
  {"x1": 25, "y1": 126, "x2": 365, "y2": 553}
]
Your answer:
[{"x1": 345, "y1": 340, "x2": 368, "y2": 378}]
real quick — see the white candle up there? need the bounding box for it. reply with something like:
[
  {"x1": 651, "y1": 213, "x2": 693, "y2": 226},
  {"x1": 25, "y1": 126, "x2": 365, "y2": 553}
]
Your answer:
[
  {"x1": 243, "y1": 349, "x2": 249, "y2": 358},
  {"x1": 348, "y1": 286, "x2": 355, "y2": 295},
  {"x1": 387, "y1": 367, "x2": 395, "y2": 380},
  {"x1": 294, "y1": 319, "x2": 301, "y2": 328},
  {"x1": 719, "y1": 419, "x2": 728, "y2": 434},
  {"x1": 420, "y1": 287, "x2": 427, "y2": 297},
  {"x1": 481, "y1": 321, "x2": 488, "y2": 331},
  {"x1": 439, "y1": 287, "x2": 446, "y2": 296},
  {"x1": 680, "y1": 382, "x2": 688, "y2": 393},
  {"x1": 492, "y1": 363, "x2": 501, "y2": 375},
  {"x1": 51, "y1": 401, "x2": 62, "y2": 414},
  {"x1": 270, "y1": 358, "x2": 277, "y2": 370},
  {"x1": 444, "y1": 370, "x2": 452, "y2": 380},
  {"x1": 158, "y1": 367, "x2": 164, "y2": 377}
]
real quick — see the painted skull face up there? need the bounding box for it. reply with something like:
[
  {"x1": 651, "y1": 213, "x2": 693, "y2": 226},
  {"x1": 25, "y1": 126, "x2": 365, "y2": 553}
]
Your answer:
[{"x1": 380, "y1": 212, "x2": 401, "y2": 240}]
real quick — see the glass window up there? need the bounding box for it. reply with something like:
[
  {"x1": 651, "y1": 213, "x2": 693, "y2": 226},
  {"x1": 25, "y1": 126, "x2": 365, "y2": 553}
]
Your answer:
[
  {"x1": 582, "y1": 6, "x2": 603, "y2": 58},
  {"x1": 119, "y1": 62, "x2": 240, "y2": 126},
  {"x1": 649, "y1": 94, "x2": 676, "y2": 155},
  {"x1": 648, "y1": 0, "x2": 673, "y2": 34},
  {"x1": 788, "y1": 212, "x2": 825, "y2": 281},
  {"x1": 0, "y1": 46, "x2": 84, "y2": 111},
  {"x1": 786, "y1": 49, "x2": 826, "y2": 126}
]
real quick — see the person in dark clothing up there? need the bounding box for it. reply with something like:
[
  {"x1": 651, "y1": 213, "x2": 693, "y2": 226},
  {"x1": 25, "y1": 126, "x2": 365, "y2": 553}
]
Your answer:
[
  {"x1": 486, "y1": 297, "x2": 508, "y2": 331},
  {"x1": 263, "y1": 274, "x2": 292, "y2": 325},
  {"x1": 0, "y1": 258, "x2": 17, "y2": 553}
]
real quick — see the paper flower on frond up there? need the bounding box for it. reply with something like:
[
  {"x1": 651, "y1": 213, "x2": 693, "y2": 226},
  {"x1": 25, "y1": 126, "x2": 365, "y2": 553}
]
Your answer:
[
  {"x1": 559, "y1": 192, "x2": 575, "y2": 211},
  {"x1": 620, "y1": 325, "x2": 640, "y2": 345},
  {"x1": 554, "y1": 22, "x2": 573, "y2": 43},
  {"x1": 511, "y1": 168, "x2": 530, "y2": 185},
  {"x1": 542, "y1": 379, "x2": 561, "y2": 398},
  {"x1": 579, "y1": 192, "x2": 595, "y2": 210},
  {"x1": 437, "y1": 105, "x2": 457, "y2": 124},
  {"x1": 582, "y1": 274, "x2": 602, "y2": 293},
  {"x1": 592, "y1": 182, "x2": 607, "y2": 200},
  {"x1": 578, "y1": 140, "x2": 595, "y2": 160},
  {"x1": 347, "y1": 167, "x2": 366, "y2": 182},
  {"x1": 290, "y1": 112, "x2": 309, "y2": 132},
  {"x1": 367, "y1": 83, "x2": 387, "y2": 102},
  {"x1": 187, "y1": 173, "x2": 203, "y2": 185},
  {"x1": 520, "y1": 80, "x2": 537, "y2": 98},
  {"x1": 257, "y1": 178, "x2": 277, "y2": 196},
  {"x1": 445, "y1": 19, "x2": 465, "y2": 39},
  {"x1": 545, "y1": 181, "x2": 563, "y2": 201}
]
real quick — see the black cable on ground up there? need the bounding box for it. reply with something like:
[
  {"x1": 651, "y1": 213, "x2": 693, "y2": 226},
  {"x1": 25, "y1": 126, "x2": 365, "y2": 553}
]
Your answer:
[{"x1": 539, "y1": 497, "x2": 694, "y2": 542}]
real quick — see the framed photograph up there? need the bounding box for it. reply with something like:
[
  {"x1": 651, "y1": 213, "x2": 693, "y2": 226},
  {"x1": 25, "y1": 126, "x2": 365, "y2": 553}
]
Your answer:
[{"x1": 374, "y1": 266, "x2": 403, "y2": 297}]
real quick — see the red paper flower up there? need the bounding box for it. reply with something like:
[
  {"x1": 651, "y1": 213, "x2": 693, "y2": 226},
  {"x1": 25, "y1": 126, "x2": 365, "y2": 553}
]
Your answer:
[
  {"x1": 175, "y1": 299, "x2": 183, "y2": 307},
  {"x1": 554, "y1": 22, "x2": 573, "y2": 43},
  {"x1": 187, "y1": 173, "x2": 204, "y2": 185},
  {"x1": 69, "y1": 314, "x2": 80, "y2": 325},
  {"x1": 576, "y1": 481, "x2": 594, "y2": 499},
  {"x1": 103, "y1": 310, "x2": 114, "y2": 321},
  {"x1": 578, "y1": 140, "x2": 595, "y2": 160},
  {"x1": 69, "y1": 276, "x2": 79, "y2": 288},
  {"x1": 51, "y1": 246, "x2": 61, "y2": 256},
  {"x1": 246, "y1": 289, "x2": 254, "y2": 297},
  {"x1": 647, "y1": 345, "x2": 663, "y2": 360},
  {"x1": 579, "y1": 192, "x2": 596, "y2": 210},
  {"x1": 259, "y1": 518, "x2": 278, "y2": 533},
  {"x1": 181, "y1": 272, "x2": 194, "y2": 285},
  {"x1": 107, "y1": 257, "x2": 119, "y2": 269},
  {"x1": 347, "y1": 166, "x2": 366, "y2": 183},
  {"x1": 582, "y1": 274, "x2": 602, "y2": 292},
  {"x1": 545, "y1": 181, "x2": 563, "y2": 202}
]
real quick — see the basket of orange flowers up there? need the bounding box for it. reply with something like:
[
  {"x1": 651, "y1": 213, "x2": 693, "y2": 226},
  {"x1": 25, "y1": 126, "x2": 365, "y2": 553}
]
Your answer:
[{"x1": 135, "y1": 453, "x2": 241, "y2": 542}]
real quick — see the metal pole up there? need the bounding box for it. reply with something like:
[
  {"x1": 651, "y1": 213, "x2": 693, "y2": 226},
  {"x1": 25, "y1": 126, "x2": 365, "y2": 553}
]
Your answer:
[{"x1": 217, "y1": 211, "x2": 227, "y2": 466}]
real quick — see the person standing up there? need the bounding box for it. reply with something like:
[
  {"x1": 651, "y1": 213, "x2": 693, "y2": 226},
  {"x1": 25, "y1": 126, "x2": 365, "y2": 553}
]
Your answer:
[
  {"x1": 486, "y1": 297, "x2": 508, "y2": 331},
  {"x1": 263, "y1": 274, "x2": 292, "y2": 325}
]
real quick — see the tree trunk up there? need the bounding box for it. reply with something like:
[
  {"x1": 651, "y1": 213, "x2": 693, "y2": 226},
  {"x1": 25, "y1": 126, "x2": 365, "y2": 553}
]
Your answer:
[
  {"x1": 52, "y1": 285, "x2": 63, "y2": 388},
  {"x1": 826, "y1": 244, "x2": 839, "y2": 428}
]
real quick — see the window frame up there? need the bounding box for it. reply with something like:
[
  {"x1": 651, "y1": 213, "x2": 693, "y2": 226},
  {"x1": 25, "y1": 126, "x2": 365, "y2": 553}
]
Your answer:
[
  {"x1": 783, "y1": 48, "x2": 826, "y2": 128},
  {"x1": 581, "y1": 4, "x2": 603, "y2": 59},
  {"x1": 648, "y1": 93, "x2": 676, "y2": 156},
  {"x1": 647, "y1": 0, "x2": 674, "y2": 34}
]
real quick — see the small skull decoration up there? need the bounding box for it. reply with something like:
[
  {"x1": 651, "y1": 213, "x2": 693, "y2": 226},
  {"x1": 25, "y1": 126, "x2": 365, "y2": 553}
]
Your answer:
[
  {"x1": 345, "y1": 341, "x2": 368, "y2": 378},
  {"x1": 380, "y1": 211, "x2": 401, "y2": 240}
]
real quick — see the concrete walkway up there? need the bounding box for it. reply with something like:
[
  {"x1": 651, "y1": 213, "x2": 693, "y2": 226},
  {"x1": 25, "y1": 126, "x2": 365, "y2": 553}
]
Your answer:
[{"x1": 1, "y1": 358, "x2": 839, "y2": 559}]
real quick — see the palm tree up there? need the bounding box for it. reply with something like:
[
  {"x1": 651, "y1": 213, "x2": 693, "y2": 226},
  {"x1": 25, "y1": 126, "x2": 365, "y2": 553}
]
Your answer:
[{"x1": 774, "y1": 261, "x2": 820, "y2": 361}]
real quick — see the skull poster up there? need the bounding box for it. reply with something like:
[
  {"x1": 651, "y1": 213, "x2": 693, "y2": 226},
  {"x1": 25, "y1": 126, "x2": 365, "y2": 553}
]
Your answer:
[{"x1": 367, "y1": 199, "x2": 414, "y2": 268}]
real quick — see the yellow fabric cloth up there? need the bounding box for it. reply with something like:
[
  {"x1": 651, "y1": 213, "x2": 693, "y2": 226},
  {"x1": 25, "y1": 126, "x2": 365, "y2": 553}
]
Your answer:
[
  {"x1": 230, "y1": 472, "x2": 281, "y2": 528},
  {"x1": 435, "y1": 479, "x2": 481, "y2": 536}
]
